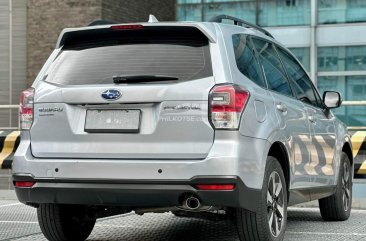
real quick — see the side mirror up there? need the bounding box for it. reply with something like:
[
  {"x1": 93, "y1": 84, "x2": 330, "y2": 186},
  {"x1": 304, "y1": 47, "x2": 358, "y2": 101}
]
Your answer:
[{"x1": 323, "y1": 91, "x2": 342, "y2": 109}]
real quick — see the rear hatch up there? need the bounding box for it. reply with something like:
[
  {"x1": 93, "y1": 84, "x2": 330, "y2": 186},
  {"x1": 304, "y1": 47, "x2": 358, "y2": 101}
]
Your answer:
[{"x1": 30, "y1": 25, "x2": 215, "y2": 159}]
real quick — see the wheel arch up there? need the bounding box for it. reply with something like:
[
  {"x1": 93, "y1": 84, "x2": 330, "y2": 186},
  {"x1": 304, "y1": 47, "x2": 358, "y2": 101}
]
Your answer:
[
  {"x1": 342, "y1": 141, "x2": 353, "y2": 166},
  {"x1": 267, "y1": 141, "x2": 290, "y2": 196}
]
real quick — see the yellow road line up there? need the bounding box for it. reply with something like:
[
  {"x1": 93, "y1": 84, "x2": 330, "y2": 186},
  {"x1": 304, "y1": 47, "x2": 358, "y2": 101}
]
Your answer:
[
  {"x1": 351, "y1": 131, "x2": 366, "y2": 158},
  {"x1": 0, "y1": 131, "x2": 20, "y2": 167}
]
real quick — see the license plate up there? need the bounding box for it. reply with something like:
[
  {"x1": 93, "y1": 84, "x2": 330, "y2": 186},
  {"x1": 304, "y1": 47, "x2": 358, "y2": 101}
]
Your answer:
[{"x1": 85, "y1": 109, "x2": 141, "y2": 133}]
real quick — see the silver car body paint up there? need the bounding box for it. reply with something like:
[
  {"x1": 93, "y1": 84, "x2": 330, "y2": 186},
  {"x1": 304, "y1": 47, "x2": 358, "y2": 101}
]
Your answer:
[{"x1": 13, "y1": 21, "x2": 351, "y2": 197}]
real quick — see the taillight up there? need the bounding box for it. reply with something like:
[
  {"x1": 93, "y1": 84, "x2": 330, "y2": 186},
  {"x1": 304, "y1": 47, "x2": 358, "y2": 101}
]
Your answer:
[
  {"x1": 209, "y1": 84, "x2": 250, "y2": 129},
  {"x1": 20, "y1": 88, "x2": 35, "y2": 130}
]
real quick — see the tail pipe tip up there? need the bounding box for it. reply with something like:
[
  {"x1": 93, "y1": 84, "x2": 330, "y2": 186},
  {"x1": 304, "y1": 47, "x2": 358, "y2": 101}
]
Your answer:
[{"x1": 184, "y1": 196, "x2": 201, "y2": 210}]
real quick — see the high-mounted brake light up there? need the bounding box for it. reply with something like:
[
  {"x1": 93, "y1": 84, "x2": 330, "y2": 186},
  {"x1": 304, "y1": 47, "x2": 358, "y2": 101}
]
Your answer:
[
  {"x1": 195, "y1": 184, "x2": 235, "y2": 191},
  {"x1": 110, "y1": 24, "x2": 144, "y2": 30},
  {"x1": 20, "y1": 88, "x2": 35, "y2": 130},
  {"x1": 209, "y1": 84, "x2": 250, "y2": 129}
]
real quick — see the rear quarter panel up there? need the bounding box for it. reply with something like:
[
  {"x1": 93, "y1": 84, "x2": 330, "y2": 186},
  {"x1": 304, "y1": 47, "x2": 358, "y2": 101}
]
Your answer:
[{"x1": 216, "y1": 25, "x2": 280, "y2": 142}]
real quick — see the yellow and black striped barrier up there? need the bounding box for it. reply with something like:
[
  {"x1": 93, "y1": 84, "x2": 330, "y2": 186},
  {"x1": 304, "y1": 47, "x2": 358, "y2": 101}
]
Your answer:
[
  {"x1": 352, "y1": 131, "x2": 366, "y2": 178},
  {"x1": 0, "y1": 130, "x2": 20, "y2": 169}
]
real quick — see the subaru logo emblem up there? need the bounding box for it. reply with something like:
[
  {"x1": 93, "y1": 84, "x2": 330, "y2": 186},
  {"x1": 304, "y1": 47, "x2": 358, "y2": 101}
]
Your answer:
[{"x1": 101, "y1": 89, "x2": 121, "y2": 101}]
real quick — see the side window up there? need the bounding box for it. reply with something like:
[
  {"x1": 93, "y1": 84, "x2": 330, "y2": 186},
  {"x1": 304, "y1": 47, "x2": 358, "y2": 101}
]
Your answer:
[
  {"x1": 276, "y1": 47, "x2": 323, "y2": 108},
  {"x1": 311, "y1": 84, "x2": 325, "y2": 109},
  {"x1": 251, "y1": 38, "x2": 293, "y2": 97},
  {"x1": 232, "y1": 34, "x2": 266, "y2": 88}
]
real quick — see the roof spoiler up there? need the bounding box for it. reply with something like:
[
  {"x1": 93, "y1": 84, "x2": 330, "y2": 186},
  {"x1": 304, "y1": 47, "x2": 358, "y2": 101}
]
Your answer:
[
  {"x1": 87, "y1": 14, "x2": 159, "y2": 26},
  {"x1": 56, "y1": 15, "x2": 217, "y2": 48}
]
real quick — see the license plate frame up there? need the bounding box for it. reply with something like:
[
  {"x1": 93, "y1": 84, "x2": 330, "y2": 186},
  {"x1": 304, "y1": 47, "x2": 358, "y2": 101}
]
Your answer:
[{"x1": 84, "y1": 109, "x2": 141, "y2": 133}]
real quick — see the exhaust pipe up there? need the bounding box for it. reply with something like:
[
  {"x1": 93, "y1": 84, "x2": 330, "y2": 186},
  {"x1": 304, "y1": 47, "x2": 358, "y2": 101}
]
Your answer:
[{"x1": 183, "y1": 196, "x2": 201, "y2": 210}]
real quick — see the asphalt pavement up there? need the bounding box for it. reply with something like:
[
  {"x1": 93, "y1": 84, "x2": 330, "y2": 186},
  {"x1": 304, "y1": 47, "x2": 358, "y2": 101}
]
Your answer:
[
  {"x1": 1, "y1": 200, "x2": 366, "y2": 241},
  {"x1": 2, "y1": 169, "x2": 366, "y2": 241}
]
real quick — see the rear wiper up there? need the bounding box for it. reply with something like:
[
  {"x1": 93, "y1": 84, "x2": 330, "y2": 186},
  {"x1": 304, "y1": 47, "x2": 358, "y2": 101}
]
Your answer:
[{"x1": 113, "y1": 75, "x2": 178, "y2": 84}]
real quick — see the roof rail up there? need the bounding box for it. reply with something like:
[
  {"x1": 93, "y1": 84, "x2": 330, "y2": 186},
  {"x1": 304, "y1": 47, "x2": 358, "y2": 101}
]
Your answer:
[
  {"x1": 208, "y1": 15, "x2": 274, "y2": 38},
  {"x1": 88, "y1": 20, "x2": 117, "y2": 26}
]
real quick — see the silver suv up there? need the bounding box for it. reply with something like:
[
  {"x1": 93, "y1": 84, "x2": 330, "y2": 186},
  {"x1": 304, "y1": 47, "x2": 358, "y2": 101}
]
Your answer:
[{"x1": 13, "y1": 15, "x2": 353, "y2": 241}]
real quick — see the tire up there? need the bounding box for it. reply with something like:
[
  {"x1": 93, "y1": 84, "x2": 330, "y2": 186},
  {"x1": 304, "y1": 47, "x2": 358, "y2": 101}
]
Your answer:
[
  {"x1": 319, "y1": 152, "x2": 352, "y2": 221},
  {"x1": 236, "y1": 156, "x2": 287, "y2": 241},
  {"x1": 37, "y1": 204, "x2": 96, "y2": 241}
]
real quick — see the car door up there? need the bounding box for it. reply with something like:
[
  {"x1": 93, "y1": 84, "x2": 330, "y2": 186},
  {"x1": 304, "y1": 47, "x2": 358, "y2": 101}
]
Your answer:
[
  {"x1": 251, "y1": 37, "x2": 312, "y2": 189},
  {"x1": 306, "y1": 96, "x2": 337, "y2": 186},
  {"x1": 276, "y1": 47, "x2": 337, "y2": 187}
]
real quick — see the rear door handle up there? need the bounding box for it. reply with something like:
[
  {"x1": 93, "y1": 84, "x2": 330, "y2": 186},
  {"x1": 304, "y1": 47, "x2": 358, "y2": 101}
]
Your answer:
[{"x1": 276, "y1": 103, "x2": 287, "y2": 112}]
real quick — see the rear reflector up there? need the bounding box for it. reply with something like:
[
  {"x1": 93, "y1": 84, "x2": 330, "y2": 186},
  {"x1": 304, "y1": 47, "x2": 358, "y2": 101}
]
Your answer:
[
  {"x1": 14, "y1": 181, "x2": 35, "y2": 188},
  {"x1": 195, "y1": 184, "x2": 235, "y2": 191},
  {"x1": 110, "y1": 24, "x2": 144, "y2": 30}
]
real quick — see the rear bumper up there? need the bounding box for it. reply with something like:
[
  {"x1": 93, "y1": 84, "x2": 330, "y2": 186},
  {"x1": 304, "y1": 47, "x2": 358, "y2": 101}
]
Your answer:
[
  {"x1": 14, "y1": 131, "x2": 271, "y2": 190},
  {"x1": 13, "y1": 174, "x2": 261, "y2": 212}
]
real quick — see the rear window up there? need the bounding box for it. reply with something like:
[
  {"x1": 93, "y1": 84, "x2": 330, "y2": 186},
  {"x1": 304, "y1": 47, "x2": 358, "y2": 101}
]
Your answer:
[
  {"x1": 232, "y1": 34, "x2": 266, "y2": 88},
  {"x1": 43, "y1": 26, "x2": 212, "y2": 85}
]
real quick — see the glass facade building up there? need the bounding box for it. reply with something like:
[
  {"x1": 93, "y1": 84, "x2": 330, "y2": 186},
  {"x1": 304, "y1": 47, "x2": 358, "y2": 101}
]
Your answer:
[
  {"x1": 318, "y1": 0, "x2": 366, "y2": 24},
  {"x1": 177, "y1": 0, "x2": 366, "y2": 127},
  {"x1": 177, "y1": 0, "x2": 311, "y2": 27}
]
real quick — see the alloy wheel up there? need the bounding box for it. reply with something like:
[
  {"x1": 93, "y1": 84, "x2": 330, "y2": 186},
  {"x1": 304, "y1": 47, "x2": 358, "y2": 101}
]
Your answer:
[
  {"x1": 342, "y1": 161, "x2": 351, "y2": 212},
  {"x1": 267, "y1": 171, "x2": 285, "y2": 237}
]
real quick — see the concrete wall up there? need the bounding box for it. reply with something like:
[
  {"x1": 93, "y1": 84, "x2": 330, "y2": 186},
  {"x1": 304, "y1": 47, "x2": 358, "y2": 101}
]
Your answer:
[
  {"x1": 102, "y1": 0, "x2": 176, "y2": 23},
  {"x1": 27, "y1": 0, "x2": 102, "y2": 86},
  {"x1": 0, "y1": 0, "x2": 176, "y2": 128},
  {"x1": 0, "y1": 1, "x2": 11, "y2": 127},
  {"x1": 0, "y1": 0, "x2": 27, "y2": 128},
  {"x1": 27, "y1": 0, "x2": 176, "y2": 86}
]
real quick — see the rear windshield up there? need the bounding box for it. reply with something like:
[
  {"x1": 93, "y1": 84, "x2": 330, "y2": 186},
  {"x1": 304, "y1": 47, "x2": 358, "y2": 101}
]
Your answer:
[{"x1": 43, "y1": 26, "x2": 212, "y2": 85}]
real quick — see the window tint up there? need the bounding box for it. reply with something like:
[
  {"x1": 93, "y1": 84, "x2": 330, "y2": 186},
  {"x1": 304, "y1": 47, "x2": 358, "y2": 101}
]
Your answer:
[
  {"x1": 252, "y1": 38, "x2": 293, "y2": 97},
  {"x1": 43, "y1": 27, "x2": 212, "y2": 85},
  {"x1": 277, "y1": 47, "x2": 322, "y2": 107},
  {"x1": 232, "y1": 34, "x2": 266, "y2": 88},
  {"x1": 312, "y1": 84, "x2": 324, "y2": 108},
  {"x1": 288, "y1": 47, "x2": 310, "y2": 72}
]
